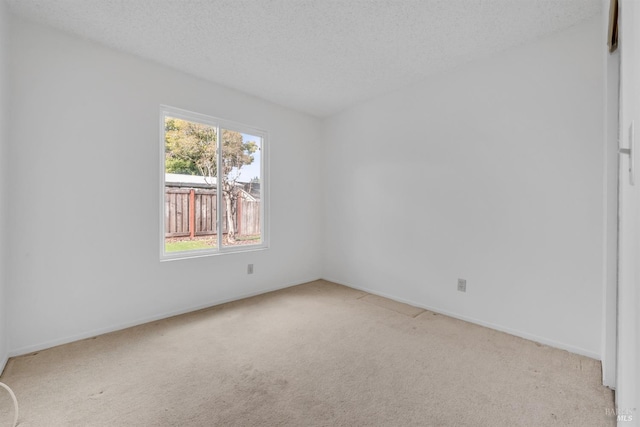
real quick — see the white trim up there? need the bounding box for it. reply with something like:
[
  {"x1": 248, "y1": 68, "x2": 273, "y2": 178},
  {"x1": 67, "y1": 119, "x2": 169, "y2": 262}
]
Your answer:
[
  {"x1": 616, "y1": 0, "x2": 640, "y2": 418},
  {"x1": 601, "y1": 0, "x2": 620, "y2": 388},
  {"x1": 161, "y1": 244, "x2": 268, "y2": 262},
  {"x1": 8, "y1": 276, "x2": 322, "y2": 358},
  {"x1": 216, "y1": 112, "x2": 224, "y2": 250},
  {"x1": 323, "y1": 276, "x2": 601, "y2": 360},
  {"x1": 160, "y1": 105, "x2": 220, "y2": 128},
  {"x1": 159, "y1": 105, "x2": 269, "y2": 261},
  {"x1": 0, "y1": 354, "x2": 7, "y2": 376},
  {"x1": 5, "y1": 276, "x2": 601, "y2": 364}
]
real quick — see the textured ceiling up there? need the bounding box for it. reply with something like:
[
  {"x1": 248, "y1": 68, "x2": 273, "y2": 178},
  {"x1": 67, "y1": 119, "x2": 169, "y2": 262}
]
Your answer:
[{"x1": 6, "y1": 0, "x2": 601, "y2": 117}]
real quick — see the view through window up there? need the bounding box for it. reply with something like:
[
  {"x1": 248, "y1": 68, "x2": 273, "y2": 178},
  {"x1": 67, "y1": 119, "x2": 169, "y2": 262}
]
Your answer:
[{"x1": 161, "y1": 107, "x2": 266, "y2": 258}]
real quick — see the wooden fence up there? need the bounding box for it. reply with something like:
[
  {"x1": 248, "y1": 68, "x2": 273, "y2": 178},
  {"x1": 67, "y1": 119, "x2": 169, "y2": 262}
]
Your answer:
[{"x1": 165, "y1": 187, "x2": 260, "y2": 238}]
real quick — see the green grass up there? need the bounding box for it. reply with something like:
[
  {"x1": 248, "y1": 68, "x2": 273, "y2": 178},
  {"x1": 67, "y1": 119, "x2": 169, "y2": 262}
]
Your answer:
[
  {"x1": 235, "y1": 235, "x2": 261, "y2": 242},
  {"x1": 165, "y1": 235, "x2": 261, "y2": 253},
  {"x1": 165, "y1": 240, "x2": 216, "y2": 253}
]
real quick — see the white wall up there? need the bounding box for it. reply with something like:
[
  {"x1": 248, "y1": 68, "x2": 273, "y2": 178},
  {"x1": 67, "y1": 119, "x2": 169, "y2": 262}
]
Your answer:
[
  {"x1": 0, "y1": 0, "x2": 9, "y2": 371},
  {"x1": 322, "y1": 16, "x2": 605, "y2": 358},
  {"x1": 6, "y1": 17, "x2": 323, "y2": 354}
]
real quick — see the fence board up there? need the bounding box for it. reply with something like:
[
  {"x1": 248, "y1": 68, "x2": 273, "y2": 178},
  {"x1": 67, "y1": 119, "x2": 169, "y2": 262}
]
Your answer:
[
  {"x1": 195, "y1": 190, "x2": 216, "y2": 236},
  {"x1": 165, "y1": 189, "x2": 191, "y2": 237},
  {"x1": 165, "y1": 187, "x2": 260, "y2": 238}
]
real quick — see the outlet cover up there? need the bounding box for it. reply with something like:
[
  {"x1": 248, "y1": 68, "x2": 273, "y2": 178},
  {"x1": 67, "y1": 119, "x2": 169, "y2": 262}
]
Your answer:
[
  {"x1": 457, "y1": 279, "x2": 466, "y2": 292},
  {"x1": 247, "y1": 264, "x2": 254, "y2": 274}
]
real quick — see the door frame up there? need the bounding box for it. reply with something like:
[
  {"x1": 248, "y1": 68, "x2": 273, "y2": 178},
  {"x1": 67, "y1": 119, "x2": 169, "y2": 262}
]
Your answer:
[{"x1": 615, "y1": 0, "x2": 639, "y2": 418}]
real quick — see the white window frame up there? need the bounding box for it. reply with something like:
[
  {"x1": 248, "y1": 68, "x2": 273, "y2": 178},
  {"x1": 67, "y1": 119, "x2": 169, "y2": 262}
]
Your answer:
[{"x1": 159, "y1": 105, "x2": 269, "y2": 261}]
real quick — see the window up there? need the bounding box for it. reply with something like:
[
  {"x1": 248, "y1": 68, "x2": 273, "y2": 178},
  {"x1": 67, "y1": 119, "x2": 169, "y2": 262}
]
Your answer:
[{"x1": 160, "y1": 106, "x2": 267, "y2": 260}]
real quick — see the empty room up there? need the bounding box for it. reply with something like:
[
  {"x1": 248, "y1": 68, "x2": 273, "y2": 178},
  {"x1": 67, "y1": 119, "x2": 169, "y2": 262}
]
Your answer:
[{"x1": 0, "y1": 0, "x2": 639, "y2": 426}]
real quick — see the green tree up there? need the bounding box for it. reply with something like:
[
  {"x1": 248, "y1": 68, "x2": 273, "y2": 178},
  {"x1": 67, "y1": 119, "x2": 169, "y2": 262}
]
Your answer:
[
  {"x1": 165, "y1": 118, "x2": 217, "y2": 177},
  {"x1": 165, "y1": 117, "x2": 257, "y2": 243}
]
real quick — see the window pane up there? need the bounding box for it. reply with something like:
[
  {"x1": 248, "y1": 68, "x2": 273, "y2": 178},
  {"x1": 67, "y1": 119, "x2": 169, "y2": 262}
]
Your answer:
[
  {"x1": 164, "y1": 116, "x2": 219, "y2": 253},
  {"x1": 221, "y1": 129, "x2": 262, "y2": 248}
]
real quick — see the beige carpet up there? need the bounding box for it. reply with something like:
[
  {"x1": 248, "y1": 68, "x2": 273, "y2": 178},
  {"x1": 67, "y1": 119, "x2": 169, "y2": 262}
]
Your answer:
[{"x1": 0, "y1": 280, "x2": 615, "y2": 426}]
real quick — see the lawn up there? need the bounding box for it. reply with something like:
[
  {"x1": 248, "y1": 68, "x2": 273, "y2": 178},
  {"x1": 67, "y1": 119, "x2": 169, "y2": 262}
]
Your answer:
[
  {"x1": 165, "y1": 240, "x2": 216, "y2": 253},
  {"x1": 165, "y1": 234, "x2": 261, "y2": 253}
]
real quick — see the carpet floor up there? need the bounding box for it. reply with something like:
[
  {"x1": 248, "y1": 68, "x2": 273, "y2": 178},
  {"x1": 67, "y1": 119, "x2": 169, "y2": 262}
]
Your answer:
[{"x1": 0, "y1": 280, "x2": 615, "y2": 426}]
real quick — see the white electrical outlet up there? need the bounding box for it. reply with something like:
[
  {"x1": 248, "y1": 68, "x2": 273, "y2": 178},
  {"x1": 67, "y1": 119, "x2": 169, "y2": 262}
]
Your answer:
[
  {"x1": 247, "y1": 264, "x2": 254, "y2": 274},
  {"x1": 457, "y1": 279, "x2": 466, "y2": 292}
]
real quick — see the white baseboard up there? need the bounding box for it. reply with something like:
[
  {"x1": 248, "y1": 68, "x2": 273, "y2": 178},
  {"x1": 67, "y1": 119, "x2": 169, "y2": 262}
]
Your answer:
[
  {"x1": 8, "y1": 275, "x2": 599, "y2": 362},
  {"x1": 0, "y1": 353, "x2": 7, "y2": 376},
  {"x1": 323, "y1": 276, "x2": 601, "y2": 361},
  {"x1": 9, "y1": 276, "x2": 322, "y2": 357}
]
